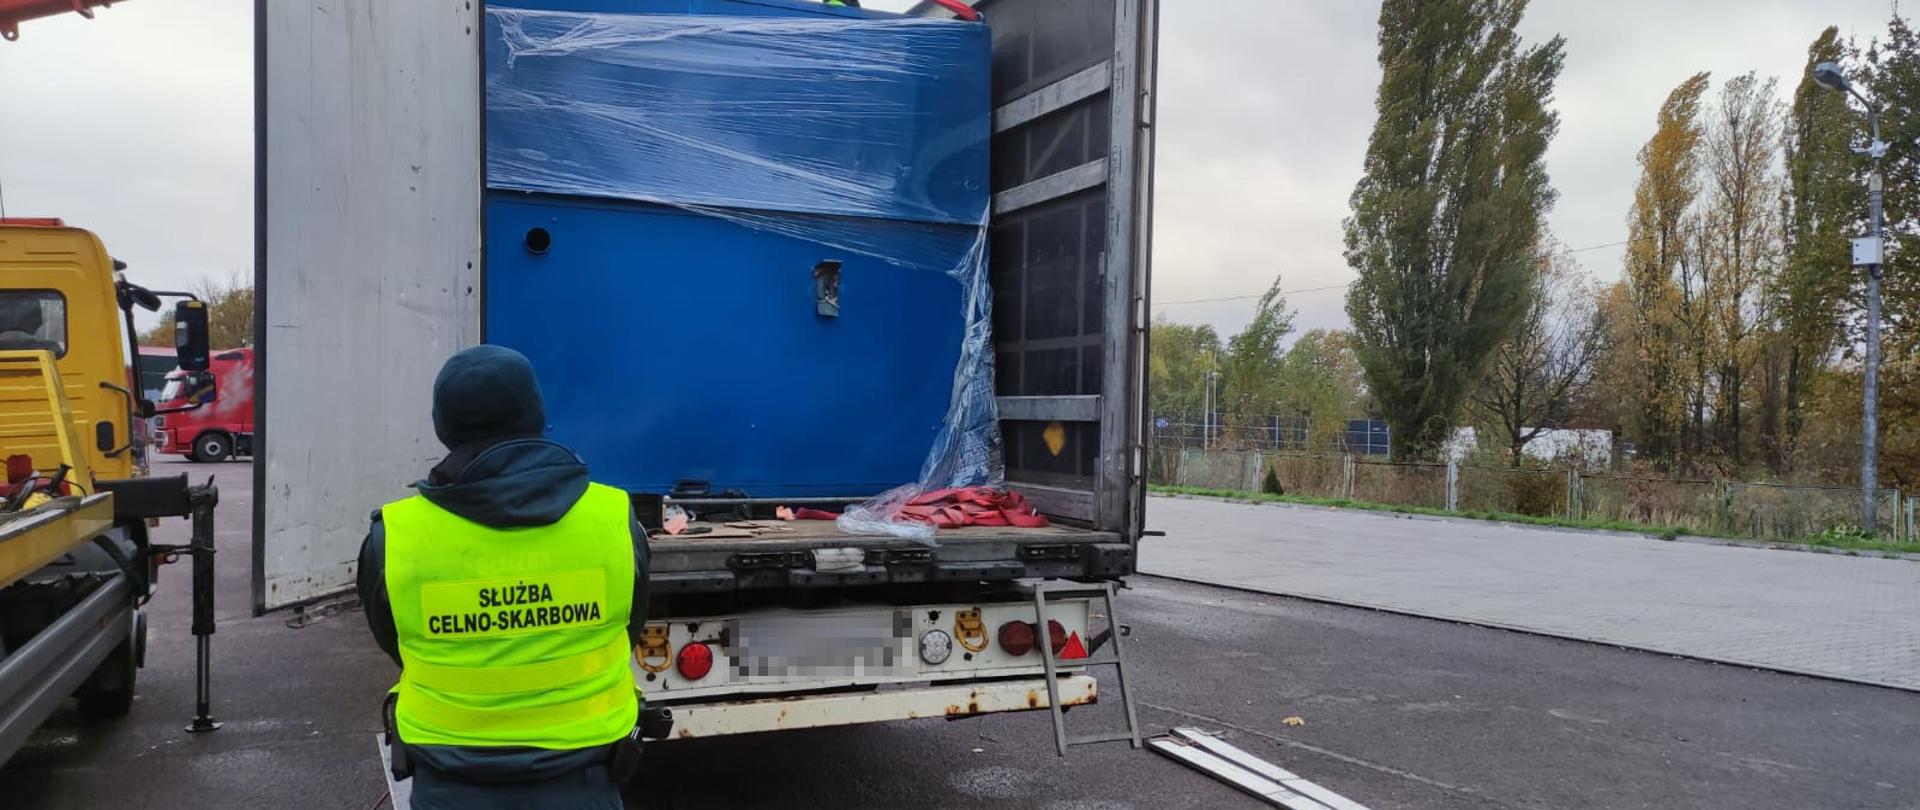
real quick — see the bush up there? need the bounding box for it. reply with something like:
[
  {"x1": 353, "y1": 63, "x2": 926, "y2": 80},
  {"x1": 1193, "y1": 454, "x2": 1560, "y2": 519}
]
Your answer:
[
  {"x1": 1504, "y1": 472, "x2": 1562, "y2": 517},
  {"x1": 1816, "y1": 524, "x2": 1873, "y2": 544},
  {"x1": 1262, "y1": 466, "x2": 1285, "y2": 495}
]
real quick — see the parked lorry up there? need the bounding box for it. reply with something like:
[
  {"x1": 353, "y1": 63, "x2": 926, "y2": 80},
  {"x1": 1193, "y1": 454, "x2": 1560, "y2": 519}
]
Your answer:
[
  {"x1": 134, "y1": 346, "x2": 174, "y2": 402},
  {"x1": 0, "y1": 219, "x2": 222, "y2": 765},
  {"x1": 258, "y1": 0, "x2": 1156, "y2": 751},
  {"x1": 154, "y1": 347, "x2": 255, "y2": 462}
]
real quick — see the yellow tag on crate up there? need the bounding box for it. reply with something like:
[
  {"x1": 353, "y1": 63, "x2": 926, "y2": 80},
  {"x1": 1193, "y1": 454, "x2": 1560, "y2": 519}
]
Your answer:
[{"x1": 419, "y1": 568, "x2": 609, "y2": 638}]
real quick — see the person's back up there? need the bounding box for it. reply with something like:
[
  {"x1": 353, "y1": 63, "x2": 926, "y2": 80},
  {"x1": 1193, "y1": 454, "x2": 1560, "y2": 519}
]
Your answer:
[{"x1": 357, "y1": 345, "x2": 649, "y2": 809}]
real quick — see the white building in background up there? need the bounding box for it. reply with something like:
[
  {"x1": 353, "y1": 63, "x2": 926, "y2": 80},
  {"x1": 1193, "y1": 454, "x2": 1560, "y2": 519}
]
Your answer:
[{"x1": 1447, "y1": 426, "x2": 1612, "y2": 469}]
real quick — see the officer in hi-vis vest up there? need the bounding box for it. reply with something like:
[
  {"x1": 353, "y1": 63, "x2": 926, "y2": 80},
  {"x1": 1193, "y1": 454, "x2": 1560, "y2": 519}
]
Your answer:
[{"x1": 357, "y1": 345, "x2": 649, "y2": 809}]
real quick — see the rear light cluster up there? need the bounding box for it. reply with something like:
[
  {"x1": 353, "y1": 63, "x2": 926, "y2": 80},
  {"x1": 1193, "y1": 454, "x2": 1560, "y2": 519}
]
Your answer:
[
  {"x1": 649, "y1": 613, "x2": 1090, "y2": 681},
  {"x1": 641, "y1": 624, "x2": 715, "y2": 682},
  {"x1": 993, "y1": 619, "x2": 1088, "y2": 660}
]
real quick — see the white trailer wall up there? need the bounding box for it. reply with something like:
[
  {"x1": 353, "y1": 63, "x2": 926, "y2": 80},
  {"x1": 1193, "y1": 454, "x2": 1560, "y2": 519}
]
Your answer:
[{"x1": 254, "y1": 1, "x2": 482, "y2": 611}]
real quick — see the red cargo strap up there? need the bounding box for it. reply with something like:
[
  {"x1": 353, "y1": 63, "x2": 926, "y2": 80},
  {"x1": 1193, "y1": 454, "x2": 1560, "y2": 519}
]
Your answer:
[
  {"x1": 781, "y1": 487, "x2": 1048, "y2": 530},
  {"x1": 902, "y1": 487, "x2": 1049, "y2": 529},
  {"x1": 926, "y1": 0, "x2": 981, "y2": 22}
]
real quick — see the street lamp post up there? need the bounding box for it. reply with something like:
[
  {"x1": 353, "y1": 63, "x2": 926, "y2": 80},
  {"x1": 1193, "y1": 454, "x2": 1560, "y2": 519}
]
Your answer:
[
  {"x1": 1812, "y1": 61, "x2": 1887, "y2": 535},
  {"x1": 1202, "y1": 368, "x2": 1217, "y2": 450}
]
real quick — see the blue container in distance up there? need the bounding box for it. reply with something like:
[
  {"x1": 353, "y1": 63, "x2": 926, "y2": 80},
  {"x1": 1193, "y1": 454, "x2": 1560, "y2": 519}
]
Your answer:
[{"x1": 482, "y1": 2, "x2": 992, "y2": 499}]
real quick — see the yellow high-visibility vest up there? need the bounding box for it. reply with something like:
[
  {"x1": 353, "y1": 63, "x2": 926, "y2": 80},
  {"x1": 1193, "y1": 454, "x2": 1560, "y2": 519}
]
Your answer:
[{"x1": 384, "y1": 483, "x2": 637, "y2": 749}]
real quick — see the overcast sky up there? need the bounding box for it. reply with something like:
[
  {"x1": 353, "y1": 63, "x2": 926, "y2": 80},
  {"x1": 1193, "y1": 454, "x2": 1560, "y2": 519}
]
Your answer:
[{"x1": 0, "y1": 1, "x2": 1904, "y2": 336}]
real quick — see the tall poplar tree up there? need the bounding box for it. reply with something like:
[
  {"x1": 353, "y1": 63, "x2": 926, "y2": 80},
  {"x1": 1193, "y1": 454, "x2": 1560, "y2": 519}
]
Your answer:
[
  {"x1": 1344, "y1": 0, "x2": 1566, "y2": 459},
  {"x1": 1622, "y1": 73, "x2": 1710, "y2": 464}
]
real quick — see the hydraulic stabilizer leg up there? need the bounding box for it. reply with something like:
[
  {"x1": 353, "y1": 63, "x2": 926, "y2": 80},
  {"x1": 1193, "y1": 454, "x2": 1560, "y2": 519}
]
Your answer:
[{"x1": 185, "y1": 480, "x2": 220, "y2": 733}]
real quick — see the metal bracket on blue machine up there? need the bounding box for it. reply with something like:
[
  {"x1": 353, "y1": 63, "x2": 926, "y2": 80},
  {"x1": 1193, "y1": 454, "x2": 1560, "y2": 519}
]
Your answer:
[{"x1": 813, "y1": 260, "x2": 842, "y2": 318}]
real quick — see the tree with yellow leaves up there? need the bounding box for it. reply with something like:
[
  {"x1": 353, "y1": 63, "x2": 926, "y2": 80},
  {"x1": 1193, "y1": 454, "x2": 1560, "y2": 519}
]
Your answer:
[
  {"x1": 140, "y1": 272, "x2": 253, "y2": 351},
  {"x1": 1621, "y1": 72, "x2": 1709, "y2": 466},
  {"x1": 1701, "y1": 72, "x2": 1785, "y2": 467}
]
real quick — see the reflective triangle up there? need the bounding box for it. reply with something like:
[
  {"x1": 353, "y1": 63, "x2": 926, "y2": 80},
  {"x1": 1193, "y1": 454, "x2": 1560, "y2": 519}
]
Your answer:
[{"x1": 1060, "y1": 631, "x2": 1089, "y2": 660}]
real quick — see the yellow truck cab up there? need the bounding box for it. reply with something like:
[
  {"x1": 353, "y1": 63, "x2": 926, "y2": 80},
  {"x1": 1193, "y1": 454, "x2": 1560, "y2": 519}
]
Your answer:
[
  {"x1": 0, "y1": 218, "x2": 223, "y2": 764},
  {"x1": 0, "y1": 220, "x2": 147, "y2": 482}
]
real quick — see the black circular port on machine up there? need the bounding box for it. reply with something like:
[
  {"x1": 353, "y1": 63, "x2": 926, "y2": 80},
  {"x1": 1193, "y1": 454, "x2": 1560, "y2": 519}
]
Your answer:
[{"x1": 525, "y1": 227, "x2": 552, "y2": 255}]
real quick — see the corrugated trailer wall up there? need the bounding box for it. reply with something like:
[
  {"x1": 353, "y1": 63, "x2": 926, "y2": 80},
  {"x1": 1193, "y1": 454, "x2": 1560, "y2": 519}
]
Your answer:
[
  {"x1": 254, "y1": 1, "x2": 483, "y2": 612},
  {"x1": 968, "y1": 0, "x2": 1155, "y2": 539}
]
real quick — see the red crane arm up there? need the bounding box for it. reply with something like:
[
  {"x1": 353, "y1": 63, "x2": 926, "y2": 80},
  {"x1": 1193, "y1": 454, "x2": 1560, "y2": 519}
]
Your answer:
[{"x1": 0, "y1": 0, "x2": 120, "y2": 41}]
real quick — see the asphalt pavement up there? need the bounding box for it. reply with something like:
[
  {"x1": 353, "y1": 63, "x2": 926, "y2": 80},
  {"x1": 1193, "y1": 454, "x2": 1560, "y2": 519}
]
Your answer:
[{"x1": 1, "y1": 463, "x2": 1915, "y2": 808}]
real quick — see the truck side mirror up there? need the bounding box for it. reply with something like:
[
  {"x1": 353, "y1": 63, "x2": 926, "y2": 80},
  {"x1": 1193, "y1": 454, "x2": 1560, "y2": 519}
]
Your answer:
[
  {"x1": 183, "y1": 370, "x2": 218, "y2": 406},
  {"x1": 175, "y1": 300, "x2": 211, "y2": 372}
]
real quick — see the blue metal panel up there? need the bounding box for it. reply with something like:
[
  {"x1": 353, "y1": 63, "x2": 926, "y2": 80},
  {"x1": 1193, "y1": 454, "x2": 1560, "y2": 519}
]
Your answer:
[
  {"x1": 481, "y1": 3, "x2": 992, "y2": 497},
  {"x1": 1345, "y1": 419, "x2": 1390, "y2": 456},
  {"x1": 486, "y1": 196, "x2": 975, "y2": 496}
]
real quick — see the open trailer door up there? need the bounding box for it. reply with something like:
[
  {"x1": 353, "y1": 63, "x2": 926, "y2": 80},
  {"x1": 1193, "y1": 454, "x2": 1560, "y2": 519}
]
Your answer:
[
  {"x1": 253, "y1": 2, "x2": 483, "y2": 611},
  {"x1": 937, "y1": 0, "x2": 1158, "y2": 541}
]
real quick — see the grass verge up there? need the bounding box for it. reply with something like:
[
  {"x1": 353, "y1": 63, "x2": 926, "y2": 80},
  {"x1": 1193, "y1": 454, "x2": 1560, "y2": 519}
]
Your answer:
[{"x1": 1148, "y1": 484, "x2": 1917, "y2": 557}]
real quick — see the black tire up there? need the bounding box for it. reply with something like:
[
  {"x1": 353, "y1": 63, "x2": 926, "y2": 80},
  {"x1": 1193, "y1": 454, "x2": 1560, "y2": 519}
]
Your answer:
[
  {"x1": 191, "y1": 432, "x2": 231, "y2": 463},
  {"x1": 77, "y1": 636, "x2": 137, "y2": 720}
]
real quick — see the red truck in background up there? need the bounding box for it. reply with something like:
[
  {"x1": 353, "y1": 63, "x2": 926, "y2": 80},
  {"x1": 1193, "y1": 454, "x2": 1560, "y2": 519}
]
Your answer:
[{"x1": 154, "y1": 347, "x2": 254, "y2": 462}]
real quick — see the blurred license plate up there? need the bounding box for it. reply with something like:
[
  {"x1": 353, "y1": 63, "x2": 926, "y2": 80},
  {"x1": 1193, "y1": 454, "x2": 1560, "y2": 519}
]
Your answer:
[{"x1": 727, "y1": 611, "x2": 910, "y2": 679}]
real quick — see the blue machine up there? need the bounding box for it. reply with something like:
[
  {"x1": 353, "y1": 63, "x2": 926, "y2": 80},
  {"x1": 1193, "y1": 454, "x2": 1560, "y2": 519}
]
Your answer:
[{"x1": 483, "y1": 2, "x2": 992, "y2": 498}]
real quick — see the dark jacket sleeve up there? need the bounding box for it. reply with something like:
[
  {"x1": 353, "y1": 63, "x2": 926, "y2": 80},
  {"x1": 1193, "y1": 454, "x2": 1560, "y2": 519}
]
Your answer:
[
  {"x1": 357, "y1": 510, "x2": 402, "y2": 668},
  {"x1": 628, "y1": 506, "x2": 651, "y2": 648}
]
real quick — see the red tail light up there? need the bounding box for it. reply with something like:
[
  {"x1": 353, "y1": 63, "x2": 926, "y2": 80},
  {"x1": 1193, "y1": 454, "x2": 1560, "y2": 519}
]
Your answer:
[
  {"x1": 997, "y1": 620, "x2": 1082, "y2": 659},
  {"x1": 997, "y1": 621, "x2": 1035, "y2": 656},
  {"x1": 6, "y1": 454, "x2": 31, "y2": 484},
  {"x1": 676, "y1": 642, "x2": 713, "y2": 680}
]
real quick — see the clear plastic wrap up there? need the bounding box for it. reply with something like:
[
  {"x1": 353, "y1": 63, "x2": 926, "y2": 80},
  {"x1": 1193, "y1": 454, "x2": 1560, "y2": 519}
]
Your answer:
[
  {"x1": 487, "y1": 8, "x2": 990, "y2": 225},
  {"x1": 836, "y1": 484, "x2": 939, "y2": 543},
  {"x1": 484, "y1": 7, "x2": 1003, "y2": 538}
]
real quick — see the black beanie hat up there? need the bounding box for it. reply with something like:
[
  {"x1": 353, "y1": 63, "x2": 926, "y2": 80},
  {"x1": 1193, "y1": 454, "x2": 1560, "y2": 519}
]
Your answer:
[{"x1": 432, "y1": 345, "x2": 547, "y2": 449}]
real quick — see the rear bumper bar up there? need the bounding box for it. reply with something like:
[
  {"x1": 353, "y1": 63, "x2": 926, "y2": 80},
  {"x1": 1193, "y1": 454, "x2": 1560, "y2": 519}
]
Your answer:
[
  {"x1": 652, "y1": 542, "x2": 1136, "y2": 593},
  {"x1": 661, "y1": 675, "x2": 1098, "y2": 739}
]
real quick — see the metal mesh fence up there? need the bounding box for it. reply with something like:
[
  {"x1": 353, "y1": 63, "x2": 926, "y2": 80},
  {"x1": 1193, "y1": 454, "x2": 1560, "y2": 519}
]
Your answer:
[
  {"x1": 1150, "y1": 414, "x2": 1387, "y2": 455},
  {"x1": 1351, "y1": 461, "x2": 1447, "y2": 510},
  {"x1": 1149, "y1": 448, "x2": 1913, "y2": 543},
  {"x1": 1724, "y1": 483, "x2": 1901, "y2": 540},
  {"x1": 1456, "y1": 466, "x2": 1568, "y2": 517},
  {"x1": 1266, "y1": 454, "x2": 1347, "y2": 499},
  {"x1": 1169, "y1": 448, "x2": 1260, "y2": 491},
  {"x1": 1576, "y1": 475, "x2": 1723, "y2": 534}
]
